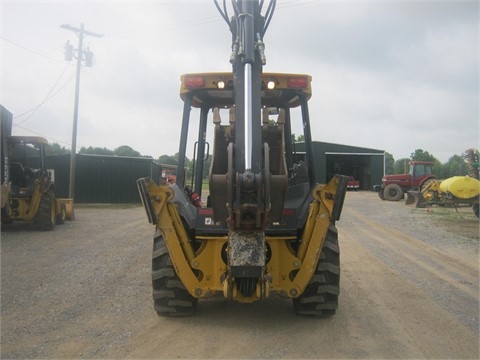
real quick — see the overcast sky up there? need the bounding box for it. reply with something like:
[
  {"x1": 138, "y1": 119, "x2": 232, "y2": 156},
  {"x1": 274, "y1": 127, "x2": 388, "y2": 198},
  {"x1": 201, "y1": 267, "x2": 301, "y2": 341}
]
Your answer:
[{"x1": 1, "y1": 0, "x2": 478, "y2": 163}]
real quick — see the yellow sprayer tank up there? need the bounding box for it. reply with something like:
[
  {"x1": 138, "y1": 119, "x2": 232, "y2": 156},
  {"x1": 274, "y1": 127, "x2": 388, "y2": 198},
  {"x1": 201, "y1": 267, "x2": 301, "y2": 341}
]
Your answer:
[{"x1": 439, "y1": 176, "x2": 480, "y2": 199}]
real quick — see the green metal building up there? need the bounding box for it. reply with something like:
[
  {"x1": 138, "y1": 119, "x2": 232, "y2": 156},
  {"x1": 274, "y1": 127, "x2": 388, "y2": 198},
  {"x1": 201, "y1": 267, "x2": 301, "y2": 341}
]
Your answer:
[
  {"x1": 46, "y1": 154, "x2": 176, "y2": 203},
  {"x1": 297, "y1": 141, "x2": 384, "y2": 190},
  {"x1": 46, "y1": 141, "x2": 384, "y2": 203}
]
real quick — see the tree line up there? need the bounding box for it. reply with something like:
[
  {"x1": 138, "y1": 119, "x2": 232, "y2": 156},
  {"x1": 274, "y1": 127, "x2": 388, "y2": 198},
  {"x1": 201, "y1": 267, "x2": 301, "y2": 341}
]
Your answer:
[
  {"x1": 46, "y1": 143, "x2": 474, "y2": 180},
  {"x1": 384, "y1": 148, "x2": 474, "y2": 179},
  {"x1": 46, "y1": 144, "x2": 146, "y2": 158},
  {"x1": 45, "y1": 143, "x2": 208, "y2": 180}
]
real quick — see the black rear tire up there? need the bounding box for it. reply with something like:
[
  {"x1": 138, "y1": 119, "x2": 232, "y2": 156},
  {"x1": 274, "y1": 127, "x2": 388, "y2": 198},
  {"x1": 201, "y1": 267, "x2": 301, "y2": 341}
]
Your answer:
[
  {"x1": 293, "y1": 225, "x2": 340, "y2": 317},
  {"x1": 152, "y1": 235, "x2": 198, "y2": 316},
  {"x1": 34, "y1": 190, "x2": 55, "y2": 231},
  {"x1": 383, "y1": 184, "x2": 403, "y2": 201},
  {"x1": 378, "y1": 188, "x2": 385, "y2": 200}
]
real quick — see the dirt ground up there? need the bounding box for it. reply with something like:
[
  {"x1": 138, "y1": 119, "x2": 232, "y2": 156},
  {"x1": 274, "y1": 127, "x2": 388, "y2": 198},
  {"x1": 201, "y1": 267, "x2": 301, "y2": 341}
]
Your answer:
[{"x1": 1, "y1": 191, "x2": 478, "y2": 359}]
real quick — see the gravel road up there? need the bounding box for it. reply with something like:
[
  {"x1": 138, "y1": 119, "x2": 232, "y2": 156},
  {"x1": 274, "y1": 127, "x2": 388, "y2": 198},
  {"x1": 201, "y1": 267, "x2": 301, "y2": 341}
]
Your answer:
[{"x1": 1, "y1": 192, "x2": 478, "y2": 359}]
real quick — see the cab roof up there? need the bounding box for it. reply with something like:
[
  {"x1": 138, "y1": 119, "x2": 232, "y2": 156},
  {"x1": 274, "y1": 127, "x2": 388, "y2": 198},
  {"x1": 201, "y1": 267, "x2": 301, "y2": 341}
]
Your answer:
[
  {"x1": 180, "y1": 72, "x2": 312, "y2": 109},
  {"x1": 8, "y1": 136, "x2": 49, "y2": 145}
]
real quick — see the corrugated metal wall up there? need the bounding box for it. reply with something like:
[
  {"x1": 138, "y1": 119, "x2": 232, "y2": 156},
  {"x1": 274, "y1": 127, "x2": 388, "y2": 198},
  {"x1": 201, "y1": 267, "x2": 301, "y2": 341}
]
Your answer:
[
  {"x1": 1, "y1": 105, "x2": 13, "y2": 186},
  {"x1": 46, "y1": 154, "x2": 153, "y2": 203}
]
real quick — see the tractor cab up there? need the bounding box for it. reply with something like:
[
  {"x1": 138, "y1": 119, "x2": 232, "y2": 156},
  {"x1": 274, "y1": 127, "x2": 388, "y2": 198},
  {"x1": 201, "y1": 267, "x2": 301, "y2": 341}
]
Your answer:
[
  {"x1": 409, "y1": 161, "x2": 434, "y2": 187},
  {"x1": 7, "y1": 136, "x2": 51, "y2": 197}
]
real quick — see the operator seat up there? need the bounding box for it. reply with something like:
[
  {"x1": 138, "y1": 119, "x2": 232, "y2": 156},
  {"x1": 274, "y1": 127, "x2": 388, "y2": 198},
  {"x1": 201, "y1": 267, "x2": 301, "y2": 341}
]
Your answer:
[{"x1": 9, "y1": 162, "x2": 27, "y2": 187}]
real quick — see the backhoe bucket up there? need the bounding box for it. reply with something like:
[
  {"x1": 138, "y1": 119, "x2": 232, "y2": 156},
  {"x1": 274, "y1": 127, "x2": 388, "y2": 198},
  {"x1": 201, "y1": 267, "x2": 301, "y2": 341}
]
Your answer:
[{"x1": 406, "y1": 191, "x2": 427, "y2": 208}]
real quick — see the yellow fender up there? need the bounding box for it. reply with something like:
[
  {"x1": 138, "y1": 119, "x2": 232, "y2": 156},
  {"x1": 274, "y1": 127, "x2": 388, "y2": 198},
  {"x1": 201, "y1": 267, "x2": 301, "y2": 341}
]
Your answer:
[{"x1": 293, "y1": 175, "x2": 346, "y2": 294}]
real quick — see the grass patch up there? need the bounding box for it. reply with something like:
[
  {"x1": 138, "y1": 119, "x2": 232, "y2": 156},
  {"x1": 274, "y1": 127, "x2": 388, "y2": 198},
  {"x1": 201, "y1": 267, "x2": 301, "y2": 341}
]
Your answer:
[{"x1": 411, "y1": 205, "x2": 479, "y2": 240}]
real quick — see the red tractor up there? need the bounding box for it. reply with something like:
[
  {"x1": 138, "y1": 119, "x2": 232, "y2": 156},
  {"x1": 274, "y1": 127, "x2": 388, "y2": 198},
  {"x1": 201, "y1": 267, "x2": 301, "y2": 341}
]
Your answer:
[{"x1": 378, "y1": 161, "x2": 436, "y2": 201}]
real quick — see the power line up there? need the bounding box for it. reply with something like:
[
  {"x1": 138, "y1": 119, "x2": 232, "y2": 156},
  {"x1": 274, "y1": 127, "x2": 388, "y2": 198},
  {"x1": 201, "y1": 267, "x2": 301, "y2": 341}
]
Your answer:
[
  {"x1": 14, "y1": 124, "x2": 71, "y2": 148},
  {"x1": 0, "y1": 36, "x2": 63, "y2": 63},
  {"x1": 110, "y1": 1, "x2": 313, "y2": 41},
  {"x1": 13, "y1": 62, "x2": 74, "y2": 126}
]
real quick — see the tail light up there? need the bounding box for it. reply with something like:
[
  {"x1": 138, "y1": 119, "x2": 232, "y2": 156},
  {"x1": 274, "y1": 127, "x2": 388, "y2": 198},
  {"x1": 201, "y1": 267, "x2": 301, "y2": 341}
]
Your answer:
[
  {"x1": 184, "y1": 76, "x2": 205, "y2": 88},
  {"x1": 287, "y1": 77, "x2": 308, "y2": 89}
]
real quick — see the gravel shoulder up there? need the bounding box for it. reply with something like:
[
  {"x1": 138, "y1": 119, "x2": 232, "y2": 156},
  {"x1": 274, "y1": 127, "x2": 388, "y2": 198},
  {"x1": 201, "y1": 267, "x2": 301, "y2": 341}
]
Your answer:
[{"x1": 1, "y1": 193, "x2": 478, "y2": 359}]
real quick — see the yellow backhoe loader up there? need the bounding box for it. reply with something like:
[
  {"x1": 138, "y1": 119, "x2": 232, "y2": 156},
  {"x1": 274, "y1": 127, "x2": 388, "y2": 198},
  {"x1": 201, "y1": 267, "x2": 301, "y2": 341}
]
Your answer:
[{"x1": 137, "y1": 0, "x2": 348, "y2": 316}]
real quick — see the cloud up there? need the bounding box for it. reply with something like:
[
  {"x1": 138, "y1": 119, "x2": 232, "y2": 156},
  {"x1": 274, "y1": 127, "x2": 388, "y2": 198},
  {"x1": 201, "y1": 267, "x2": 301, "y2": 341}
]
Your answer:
[
  {"x1": 1, "y1": 0, "x2": 478, "y2": 163},
  {"x1": 390, "y1": 23, "x2": 478, "y2": 91}
]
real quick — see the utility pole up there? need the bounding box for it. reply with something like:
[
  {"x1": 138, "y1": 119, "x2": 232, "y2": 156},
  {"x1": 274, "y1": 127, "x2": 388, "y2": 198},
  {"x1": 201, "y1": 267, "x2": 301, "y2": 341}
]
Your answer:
[{"x1": 61, "y1": 23, "x2": 103, "y2": 199}]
